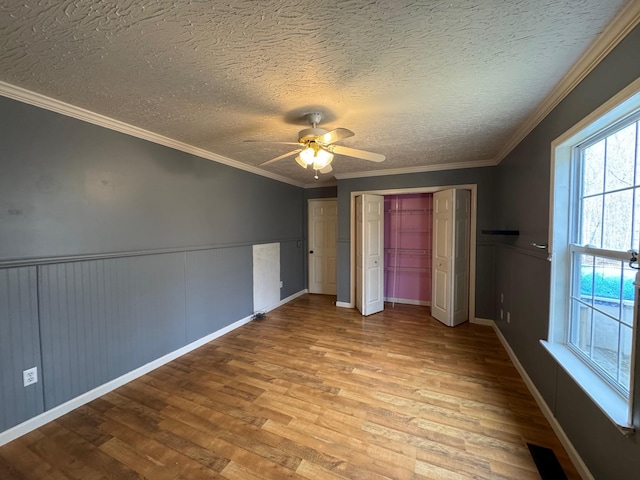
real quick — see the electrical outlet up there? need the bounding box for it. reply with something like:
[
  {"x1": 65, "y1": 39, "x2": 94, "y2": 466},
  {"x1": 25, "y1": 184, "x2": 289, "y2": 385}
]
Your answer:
[
  {"x1": 500, "y1": 293, "x2": 504, "y2": 303},
  {"x1": 279, "y1": 281, "x2": 283, "y2": 288},
  {"x1": 500, "y1": 309, "x2": 503, "y2": 320},
  {"x1": 23, "y1": 367, "x2": 38, "y2": 387},
  {"x1": 507, "y1": 312, "x2": 511, "y2": 324}
]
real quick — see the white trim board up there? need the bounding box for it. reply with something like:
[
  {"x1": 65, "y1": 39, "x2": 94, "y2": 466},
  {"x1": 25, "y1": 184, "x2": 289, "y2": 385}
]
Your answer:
[
  {"x1": 336, "y1": 301, "x2": 353, "y2": 308},
  {"x1": 470, "y1": 317, "x2": 494, "y2": 326},
  {"x1": 384, "y1": 298, "x2": 430, "y2": 307},
  {"x1": 0, "y1": 289, "x2": 307, "y2": 447},
  {"x1": 490, "y1": 321, "x2": 595, "y2": 480}
]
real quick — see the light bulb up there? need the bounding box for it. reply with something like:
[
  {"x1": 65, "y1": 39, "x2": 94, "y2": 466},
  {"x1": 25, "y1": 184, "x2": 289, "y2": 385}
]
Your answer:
[
  {"x1": 295, "y1": 155, "x2": 307, "y2": 168},
  {"x1": 297, "y1": 145, "x2": 333, "y2": 172},
  {"x1": 299, "y1": 147, "x2": 316, "y2": 165},
  {"x1": 312, "y1": 149, "x2": 333, "y2": 170}
]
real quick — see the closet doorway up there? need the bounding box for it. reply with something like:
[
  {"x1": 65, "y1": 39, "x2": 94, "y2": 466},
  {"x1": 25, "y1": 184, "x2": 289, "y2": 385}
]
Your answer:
[
  {"x1": 384, "y1": 193, "x2": 433, "y2": 307},
  {"x1": 349, "y1": 185, "x2": 477, "y2": 323}
]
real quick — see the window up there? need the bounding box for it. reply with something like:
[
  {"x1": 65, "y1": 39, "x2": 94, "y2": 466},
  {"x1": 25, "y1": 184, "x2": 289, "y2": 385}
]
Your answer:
[
  {"x1": 568, "y1": 115, "x2": 639, "y2": 396},
  {"x1": 547, "y1": 79, "x2": 640, "y2": 432}
]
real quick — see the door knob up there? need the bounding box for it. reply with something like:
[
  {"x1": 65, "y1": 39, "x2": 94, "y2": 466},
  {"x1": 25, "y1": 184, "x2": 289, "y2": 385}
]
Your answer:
[{"x1": 310, "y1": 251, "x2": 314, "y2": 254}]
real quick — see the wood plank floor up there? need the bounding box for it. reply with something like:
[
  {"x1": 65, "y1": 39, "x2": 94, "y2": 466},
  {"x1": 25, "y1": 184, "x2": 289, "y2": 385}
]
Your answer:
[{"x1": 0, "y1": 294, "x2": 581, "y2": 479}]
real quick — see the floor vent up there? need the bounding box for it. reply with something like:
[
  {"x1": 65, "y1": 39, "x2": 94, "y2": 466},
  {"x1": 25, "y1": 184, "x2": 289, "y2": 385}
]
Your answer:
[{"x1": 527, "y1": 443, "x2": 568, "y2": 480}]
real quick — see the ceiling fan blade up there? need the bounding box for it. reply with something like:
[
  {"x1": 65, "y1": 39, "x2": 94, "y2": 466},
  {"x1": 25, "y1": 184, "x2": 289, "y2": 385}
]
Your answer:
[
  {"x1": 319, "y1": 164, "x2": 333, "y2": 174},
  {"x1": 244, "y1": 140, "x2": 301, "y2": 146},
  {"x1": 328, "y1": 145, "x2": 385, "y2": 162},
  {"x1": 259, "y1": 149, "x2": 302, "y2": 166},
  {"x1": 316, "y1": 128, "x2": 355, "y2": 145}
]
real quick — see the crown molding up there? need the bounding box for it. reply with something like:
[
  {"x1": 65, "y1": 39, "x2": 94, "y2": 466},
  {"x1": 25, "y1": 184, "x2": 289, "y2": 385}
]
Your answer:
[
  {"x1": 0, "y1": 81, "x2": 304, "y2": 188},
  {"x1": 494, "y1": 0, "x2": 640, "y2": 164},
  {"x1": 333, "y1": 158, "x2": 497, "y2": 180}
]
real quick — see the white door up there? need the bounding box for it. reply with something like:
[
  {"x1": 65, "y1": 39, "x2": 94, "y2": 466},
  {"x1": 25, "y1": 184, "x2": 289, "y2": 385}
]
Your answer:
[
  {"x1": 452, "y1": 189, "x2": 470, "y2": 325},
  {"x1": 431, "y1": 189, "x2": 470, "y2": 326},
  {"x1": 308, "y1": 199, "x2": 337, "y2": 294},
  {"x1": 356, "y1": 194, "x2": 384, "y2": 316}
]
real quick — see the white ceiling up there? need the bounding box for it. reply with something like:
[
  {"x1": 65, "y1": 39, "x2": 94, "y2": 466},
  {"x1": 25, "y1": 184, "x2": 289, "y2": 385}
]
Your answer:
[{"x1": 0, "y1": 1, "x2": 633, "y2": 186}]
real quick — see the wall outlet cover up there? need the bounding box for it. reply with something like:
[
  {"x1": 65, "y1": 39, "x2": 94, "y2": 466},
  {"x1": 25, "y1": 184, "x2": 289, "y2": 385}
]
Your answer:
[{"x1": 23, "y1": 367, "x2": 38, "y2": 387}]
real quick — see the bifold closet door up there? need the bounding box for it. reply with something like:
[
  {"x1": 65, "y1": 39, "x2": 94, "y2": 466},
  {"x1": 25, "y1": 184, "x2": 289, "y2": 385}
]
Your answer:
[
  {"x1": 356, "y1": 194, "x2": 384, "y2": 316},
  {"x1": 431, "y1": 189, "x2": 470, "y2": 326}
]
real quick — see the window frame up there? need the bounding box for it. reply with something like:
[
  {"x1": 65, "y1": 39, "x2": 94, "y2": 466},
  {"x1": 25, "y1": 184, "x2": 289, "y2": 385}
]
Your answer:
[{"x1": 545, "y1": 77, "x2": 640, "y2": 434}]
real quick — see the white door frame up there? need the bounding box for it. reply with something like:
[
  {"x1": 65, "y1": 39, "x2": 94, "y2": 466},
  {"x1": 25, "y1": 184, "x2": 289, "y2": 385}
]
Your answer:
[{"x1": 344, "y1": 184, "x2": 477, "y2": 323}]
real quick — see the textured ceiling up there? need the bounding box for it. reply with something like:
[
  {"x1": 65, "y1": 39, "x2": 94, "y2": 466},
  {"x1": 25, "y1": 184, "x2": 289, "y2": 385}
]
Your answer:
[{"x1": 0, "y1": 0, "x2": 630, "y2": 185}]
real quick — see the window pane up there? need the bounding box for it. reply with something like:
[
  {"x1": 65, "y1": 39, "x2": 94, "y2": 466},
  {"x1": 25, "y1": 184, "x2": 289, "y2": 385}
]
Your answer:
[
  {"x1": 570, "y1": 299, "x2": 592, "y2": 355},
  {"x1": 593, "y1": 257, "x2": 623, "y2": 319},
  {"x1": 581, "y1": 195, "x2": 603, "y2": 247},
  {"x1": 620, "y1": 324, "x2": 633, "y2": 390},
  {"x1": 583, "y1": 139, "x2": 605, "y2": 196},
  {"x1": 575, "y1": 254, "x2": 595, "y2": 305},
  {"x1": 605, "y1": 123, "x2": 637, "y2": 192},
  {"x1": 602, "y1": 190, "x2": 633, "y2": 251},
  {"x1": 591, "y1": 311, "x2": 620, "y2": 381}
]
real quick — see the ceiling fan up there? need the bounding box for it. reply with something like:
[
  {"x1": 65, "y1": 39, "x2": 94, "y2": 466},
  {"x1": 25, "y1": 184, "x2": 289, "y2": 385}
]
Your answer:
[{"x1": 255, "y1": 112, "x2": 385, "y2": 179}]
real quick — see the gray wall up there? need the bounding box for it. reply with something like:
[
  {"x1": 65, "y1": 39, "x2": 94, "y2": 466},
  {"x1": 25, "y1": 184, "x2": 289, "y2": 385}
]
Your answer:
[
  {"x1": 0, "y1": 96, "x2": 305, "y2": 432},
  {"x1": 495, "y1": 24, "x2": 640, "y2": 480},
  {"x1": 336, "y1": 167, "x2": 498, "y2": 319}
]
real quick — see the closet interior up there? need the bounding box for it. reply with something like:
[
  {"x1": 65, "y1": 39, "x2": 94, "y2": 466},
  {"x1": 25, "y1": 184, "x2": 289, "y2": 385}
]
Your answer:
[{"x1": 384, "y1": 193, "x2": 433, "y2": 306}]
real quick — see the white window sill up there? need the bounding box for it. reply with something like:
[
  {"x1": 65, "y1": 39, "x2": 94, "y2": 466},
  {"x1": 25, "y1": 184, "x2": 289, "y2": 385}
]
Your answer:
[{"x1": 541, "y1": 340, "x2": 635, "y2": 436}]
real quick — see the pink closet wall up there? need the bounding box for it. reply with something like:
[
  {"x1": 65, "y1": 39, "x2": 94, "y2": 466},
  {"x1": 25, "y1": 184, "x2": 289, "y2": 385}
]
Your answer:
[{"x1": 384, "y1": 193, "x2": 433, "y2": 304}]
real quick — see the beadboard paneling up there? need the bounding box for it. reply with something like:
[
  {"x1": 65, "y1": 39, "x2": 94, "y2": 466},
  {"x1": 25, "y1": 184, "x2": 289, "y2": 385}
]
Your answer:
[
  {"x1": 0, "y1": 267, "x2": 44, "y2": 431},
  {"x1": 38, "y1": 253, "x2": 187, "y2": 409},
  {"x1": 185, "y1": 247, "x2": 252, "y2": 343}
]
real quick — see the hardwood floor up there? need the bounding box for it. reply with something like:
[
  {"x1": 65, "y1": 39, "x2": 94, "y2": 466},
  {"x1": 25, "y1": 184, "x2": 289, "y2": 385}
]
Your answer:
[{"x1": 0, "y1": 294, "x2": 581, "y2": 479}]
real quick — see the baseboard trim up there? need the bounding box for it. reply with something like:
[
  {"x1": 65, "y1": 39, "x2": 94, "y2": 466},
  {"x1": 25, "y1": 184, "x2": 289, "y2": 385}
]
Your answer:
[
  {"x1": 336, "y1": 301, "x2": 353, "y2": 308},
  {"x1": 470, "y1": 317, "x2": 494, "y2": 326},
  {"x1": 273, "y1": 289, "x2": 307, "y2": 309},
  {"x1": 490, "y1": 321, "x2": 595, "y2": 480},
  {"x1": 384, "y1": 297, "x2": 430, "y2": 306}
]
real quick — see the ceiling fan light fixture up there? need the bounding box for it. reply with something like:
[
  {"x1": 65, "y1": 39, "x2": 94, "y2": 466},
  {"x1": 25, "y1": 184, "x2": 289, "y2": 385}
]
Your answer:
[
  {"x1": 299, "y1": 146, "x2": 316, "y2": 165},
  {"x1": 299, "y1": 146, "x2": 333, "y2": 170},
  {"x1": 313, "y1": 151, "x2": 333, "y2": 171},
  {"x1": 256, "y1": 110, "x2": 384, "y2": 177},
  {"x1": 295, "y1": 155, "x2": 307, "y2": 169}
]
